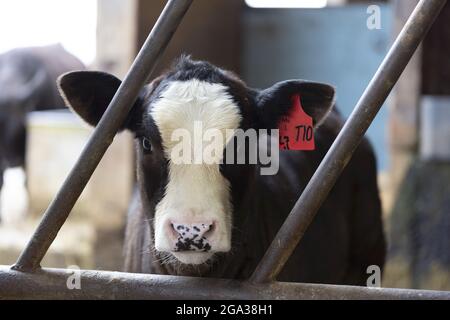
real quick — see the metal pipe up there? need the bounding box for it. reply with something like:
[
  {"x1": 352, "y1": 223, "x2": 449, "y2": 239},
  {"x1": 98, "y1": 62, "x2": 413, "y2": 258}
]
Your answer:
[
  {"x1": 0, "y1": 266, "x2": 448, "y2": 300},
  {"x1": 250, "y1": 0, "x2": 447, "y2": 283},
  {"x1": 13, "y1": 0, "x2": 193, "y2": 271}
]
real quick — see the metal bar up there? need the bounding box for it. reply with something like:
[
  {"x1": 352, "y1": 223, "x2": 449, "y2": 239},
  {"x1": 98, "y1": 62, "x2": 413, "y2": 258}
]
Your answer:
[
  {"x1": 0, "y1": 266, "x2": 448, "y2": 300},
  {"x1": 250, "y1": 0, "x2": 447, "y2": 283},
  {"x1": 13, "y1": 0, "x2": 193, "y2": 271}
]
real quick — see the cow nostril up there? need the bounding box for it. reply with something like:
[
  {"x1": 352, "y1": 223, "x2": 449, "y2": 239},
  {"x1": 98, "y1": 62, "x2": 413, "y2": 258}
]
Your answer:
[
  {"x1": 202, "y1": 223, "x2": 215, "y2": 239},
  {"x1": 169, "y1": 222, "x2": 182, "y2": 239}
]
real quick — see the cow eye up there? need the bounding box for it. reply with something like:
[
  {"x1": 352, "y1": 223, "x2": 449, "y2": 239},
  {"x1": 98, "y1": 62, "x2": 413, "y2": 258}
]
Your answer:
[{"x1": 142, "y1": 137, "x2": 153, "y2": 153}]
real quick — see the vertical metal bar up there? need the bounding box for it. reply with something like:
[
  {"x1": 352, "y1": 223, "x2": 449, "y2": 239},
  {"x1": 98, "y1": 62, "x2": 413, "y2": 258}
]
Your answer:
[
  {"x1": 13, "y1": 0, "x2": 193, "y2": 271},
  {"x1": 250, "y1": 0, "x2": 447, "y2": 283}
]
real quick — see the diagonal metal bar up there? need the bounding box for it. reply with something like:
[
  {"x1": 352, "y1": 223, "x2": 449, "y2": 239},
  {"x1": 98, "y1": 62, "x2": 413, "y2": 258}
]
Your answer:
[
  {"x1": 250, "y1": 0, "x2": 447, "y2": 283},
  {"x1": 13, "y1": 0, "x2": 194, "y2": 271},
  {"x1": 0, "y1": 266, "x2": 449, "y2": 300}
]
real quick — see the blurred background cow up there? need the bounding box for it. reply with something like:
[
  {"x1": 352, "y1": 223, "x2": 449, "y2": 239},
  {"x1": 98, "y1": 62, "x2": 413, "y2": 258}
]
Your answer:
[
  {"x1": 0, "y1": 44, "x2": 85, "y2": 224},
  {"x1": 0, "y1": 0, "x2": 448, "y2": 290}
]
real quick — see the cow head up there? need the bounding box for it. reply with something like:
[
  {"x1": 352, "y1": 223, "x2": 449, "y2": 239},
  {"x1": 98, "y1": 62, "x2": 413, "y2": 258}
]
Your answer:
[{"x1": 58, "y1": 56, "x2": 335, "y2": 265}]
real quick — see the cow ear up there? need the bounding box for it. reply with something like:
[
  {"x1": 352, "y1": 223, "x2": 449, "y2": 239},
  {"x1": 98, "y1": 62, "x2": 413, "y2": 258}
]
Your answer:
[
  {"x1": 256, "y1": 80, "x2": 335, "y2": 128},
  {"x1": 58, "y1": 71, "x2": 120, "y2": 127},
  {"x1": 57, "y1": 71, "x2": 145, "y2": 132}
]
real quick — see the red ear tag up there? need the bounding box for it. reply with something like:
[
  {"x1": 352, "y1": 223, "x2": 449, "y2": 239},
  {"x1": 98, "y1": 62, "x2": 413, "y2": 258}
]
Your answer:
[{"x1": 278, "y1": 94, "x2": 315, "y2": 151}]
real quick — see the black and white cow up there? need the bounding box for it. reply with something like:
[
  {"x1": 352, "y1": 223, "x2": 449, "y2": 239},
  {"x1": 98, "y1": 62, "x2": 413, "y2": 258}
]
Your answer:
[
  {"x1": 58, "y1": 56, "x2": 386, "y2": 285},
  {"x1": 0, "y1": 44, "x2": 85, "y2": 223}
]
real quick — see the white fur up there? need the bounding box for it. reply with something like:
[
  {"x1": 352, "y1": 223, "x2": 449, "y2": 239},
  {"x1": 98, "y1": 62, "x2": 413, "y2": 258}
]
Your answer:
[
  {"x1": 150, "y1": 80, "x2": 242, "y2": 264},
  {"x1": 0, "y1": 167, "x2": 28, "y2": 225}
]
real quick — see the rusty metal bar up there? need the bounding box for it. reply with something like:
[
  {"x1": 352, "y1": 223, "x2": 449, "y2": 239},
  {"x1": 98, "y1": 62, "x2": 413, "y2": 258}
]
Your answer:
[
  {"x1": 13, "y1": 0, "x2": 193, "y2": 271},
  {"x1": 0, "y1": 266, "x2": 448, "y2": 300},
  {"x1": 250, "y1": 0, "x2": 447, "y2": 283}
]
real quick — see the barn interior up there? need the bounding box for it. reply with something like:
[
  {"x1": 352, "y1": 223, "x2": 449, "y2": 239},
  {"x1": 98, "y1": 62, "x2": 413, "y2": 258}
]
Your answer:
[{"x1": 0, "y1": 0, "x2": 449, "y2": 293}]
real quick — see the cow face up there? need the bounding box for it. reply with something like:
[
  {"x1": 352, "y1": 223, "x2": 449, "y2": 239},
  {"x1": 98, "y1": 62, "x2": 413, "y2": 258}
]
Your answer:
[{"x1": 59, "y1": 57, "x2": 335, "y2": 265}]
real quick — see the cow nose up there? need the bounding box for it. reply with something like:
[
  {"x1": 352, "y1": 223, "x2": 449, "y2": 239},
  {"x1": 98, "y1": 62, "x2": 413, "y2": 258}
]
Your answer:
[{"x1": 170, "y1": 221, "x2": 215, "y2": 252}]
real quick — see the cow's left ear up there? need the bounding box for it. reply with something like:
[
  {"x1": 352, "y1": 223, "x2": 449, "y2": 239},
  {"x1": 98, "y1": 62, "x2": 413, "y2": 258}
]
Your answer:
[
  {"x1": 57, "y1": 71, "x2": 145, "y2": 132},
  {"x1": 256, "y1": 80, "x2": 335, "y2": 128}
]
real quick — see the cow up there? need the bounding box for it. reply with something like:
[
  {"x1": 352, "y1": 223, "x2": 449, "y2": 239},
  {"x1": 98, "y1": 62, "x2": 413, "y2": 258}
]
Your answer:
[
  {"x1": 0, "y1": 44, "x2": 85, "y2": 224},
  {"x1": 58, "y1": 56, "x2": 386, "y2": 285}
]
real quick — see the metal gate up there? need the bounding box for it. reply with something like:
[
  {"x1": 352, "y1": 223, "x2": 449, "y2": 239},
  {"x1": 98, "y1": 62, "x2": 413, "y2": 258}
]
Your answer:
[{"x1": 1, "y1": 0, "x2": 449, "y2": 299}]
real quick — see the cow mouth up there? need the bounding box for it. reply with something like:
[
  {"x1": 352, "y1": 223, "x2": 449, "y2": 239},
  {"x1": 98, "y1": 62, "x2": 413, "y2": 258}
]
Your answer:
[{"x1": 171, "y1": 251, "x2": 214, "y2": 265}]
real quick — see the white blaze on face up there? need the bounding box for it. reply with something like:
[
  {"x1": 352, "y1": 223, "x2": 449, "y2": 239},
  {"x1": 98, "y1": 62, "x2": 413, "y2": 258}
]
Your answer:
[
  {"x1": 0, "y1": 167, "x2": 28, "y2": 225},
  {"x1": 150, "y1": 79, "x2": 242, "y2": 264}
]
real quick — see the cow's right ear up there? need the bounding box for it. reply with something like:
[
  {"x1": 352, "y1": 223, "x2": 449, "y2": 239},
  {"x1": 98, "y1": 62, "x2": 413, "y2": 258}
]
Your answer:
[
  {"x1": 256, "y1": 80, "x2": 335, "y2": 129},
  {"x1": 57, "y1": 71, "x2": 144, "y2": 132}
]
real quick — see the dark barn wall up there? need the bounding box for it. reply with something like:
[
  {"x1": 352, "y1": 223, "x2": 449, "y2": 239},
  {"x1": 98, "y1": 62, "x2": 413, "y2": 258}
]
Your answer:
[
  {"x1": 136, "y1": 0, "x2": 243, "y2": 77},
  {"x1": 422, "y1": 1, "x2": 450, "y2": 95}
]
